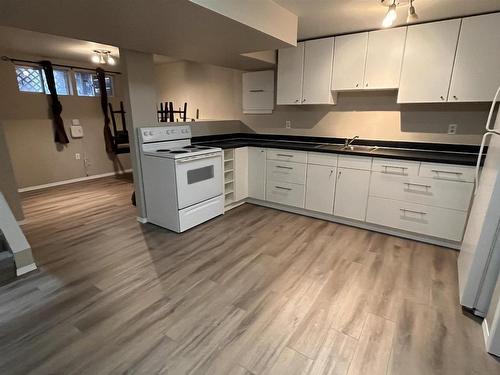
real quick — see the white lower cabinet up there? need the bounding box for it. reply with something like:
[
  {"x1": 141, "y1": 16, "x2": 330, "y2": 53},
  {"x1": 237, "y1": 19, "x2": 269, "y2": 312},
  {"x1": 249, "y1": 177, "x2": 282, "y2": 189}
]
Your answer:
[
  {"x1": 248, "y1": 147, "x2": 266, "y2": 200},
  {"x1": 305, "y1": 164, "x2": 336, "y2": 214},
  {"x1": 333, "y1": 168, "x2": 371, "y2": 221},
  {"x1": 366, "y1": 196, "x2": 468, "y2": 242},
  {"x1": 266, "y1": 181, "x2": 305, "y2": 208}
]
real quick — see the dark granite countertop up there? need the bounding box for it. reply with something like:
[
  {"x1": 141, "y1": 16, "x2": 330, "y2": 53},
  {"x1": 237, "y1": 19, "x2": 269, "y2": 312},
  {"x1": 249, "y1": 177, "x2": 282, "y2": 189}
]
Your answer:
[{"x1": 193, "y1": 133, "x2": 484, "y2": 166}]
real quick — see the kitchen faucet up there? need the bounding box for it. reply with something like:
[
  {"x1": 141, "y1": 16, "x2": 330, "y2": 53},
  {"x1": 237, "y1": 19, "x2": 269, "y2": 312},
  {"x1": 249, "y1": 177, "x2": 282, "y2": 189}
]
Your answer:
[{"x1": 344, "y1": 135, "x2": 359, "y2": 148}]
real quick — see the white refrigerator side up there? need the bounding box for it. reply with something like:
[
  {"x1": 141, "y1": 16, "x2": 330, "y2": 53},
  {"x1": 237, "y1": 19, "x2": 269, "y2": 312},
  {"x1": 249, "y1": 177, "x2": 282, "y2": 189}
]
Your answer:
[
  {"x1": 458, "y1": 106, "x2": 500, "y2": 315},
  {"x1": 484, "y1": 273, "x2": 500, "y2": 356}
]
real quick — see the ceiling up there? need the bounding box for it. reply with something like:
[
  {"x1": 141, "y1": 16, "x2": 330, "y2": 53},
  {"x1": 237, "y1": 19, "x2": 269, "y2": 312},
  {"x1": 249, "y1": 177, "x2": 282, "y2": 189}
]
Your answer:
[
  {"x1": 275, "y1": 0, "x2": 500, "y2": 39},
  {"x1": 0, "y1": 26, "x2": 120, "y2": 67},
  {"x1": 0, "y1": 0, "x2": 295, "y2": 70}
]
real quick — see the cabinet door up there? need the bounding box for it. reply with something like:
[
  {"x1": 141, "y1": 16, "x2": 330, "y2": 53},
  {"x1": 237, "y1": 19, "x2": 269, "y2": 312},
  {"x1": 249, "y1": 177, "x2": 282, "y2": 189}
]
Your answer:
[
  {"x1": 277, "y1": 43, "x2": 305, "y2": 105},
  {"x1": 448, "y1": 13, "x2": 500, "y2": 102},
  {"x1": 331, "y1": 32, "x2": 368, "y2": 91},
  {"x1": 364, "y1": 27, "x2": 406, "y2": 90},
  {"x1": 302, "y1": 37, "x2": 335, "y2": 104},
  {"x1": 234, "y1": 147, "x2": 248, "y2": 201},
  {"x1": 305, "y1": 164, "x2": 336, "y2": 214},
  {"x1": 242, "y1": 70, "x2": 274, "y2": 114},
  {"x1": 248, "y1": 147, "x2": 267, "y2": 200},
  {"x1": 333, "y1": 168, "x2": 370, "y2": 221},
  {"x1": 398, "y1": 19, "x2": 461, "y2": 103}
]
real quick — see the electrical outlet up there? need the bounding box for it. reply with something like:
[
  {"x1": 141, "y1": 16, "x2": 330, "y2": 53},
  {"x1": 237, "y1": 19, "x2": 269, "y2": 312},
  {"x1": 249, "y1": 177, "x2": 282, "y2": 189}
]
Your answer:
[
  {"x1": 75, "y1": 153, "x2": 81, "y2": 160},
  {"x1": 285, "y1": 120, "x2": 291, "y2": 129},
  {"x1": 448, "y1": 124, "x2": 458, "y2": 135}
]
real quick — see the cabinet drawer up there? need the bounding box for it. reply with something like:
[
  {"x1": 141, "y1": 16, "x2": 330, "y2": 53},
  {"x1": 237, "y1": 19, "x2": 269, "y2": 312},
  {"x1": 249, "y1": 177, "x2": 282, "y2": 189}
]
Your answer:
[
  {"x1": 307, "y1": 152, "x2": 337, "y2": 166},
  {"x1": 338, "y1": 155, "x2": 372, "y2": 170},
  {"x1": 266, "y1": 181, "x2": 305, "y2": 208},
  {"x1": 370, "y1": 173, "x2": 474, "y2": 211},
  {"x1": 372, "y1": 158, "x2": 420, "y2": 176},
  {"x1": 419, "y1": 162, "x2": 475, "y2": 182},
  {"x1": 267, "y1": 149, "x2": 307, "y2": 163},
  {"x1": 267, "y1": 160, "x2": 306, "y2": 184},
  {"x1": 366, "y1": 196, "x2": 468, "y2": 241}
]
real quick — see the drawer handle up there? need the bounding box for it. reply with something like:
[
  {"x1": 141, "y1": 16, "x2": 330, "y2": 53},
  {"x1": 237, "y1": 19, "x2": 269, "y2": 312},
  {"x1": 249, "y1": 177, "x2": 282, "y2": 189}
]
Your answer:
[
  {"x1": 404, "y1": 182, "x2": 431, "y2": 190},
  {"x1": 400, "y1": 208, "x2": 427, "y2": 215},
  {"x1": 275, "y1": 186, "x2": 292, "y2": 191},
  {"x1": 276, "y1": 165, "x2": 293, "y2": 170},
  {"x1": 276, "y1": 154, "x2": 294, "y2": 158},
  {"x1": 249, "y1": 89, "x2": 264, "y2": 92},
  {"x1": 431, "y1": 169, "x2": 463, "y2": 177},
  {"x1": 382, "y1": 165, "x2": 408, "y2": 175}
]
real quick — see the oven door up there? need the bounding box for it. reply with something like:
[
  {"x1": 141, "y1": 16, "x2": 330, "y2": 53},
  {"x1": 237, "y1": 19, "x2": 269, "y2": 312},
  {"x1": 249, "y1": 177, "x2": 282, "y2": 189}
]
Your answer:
[{"x1": 175, "y1": 152, "x2": 223, "y2": 209}]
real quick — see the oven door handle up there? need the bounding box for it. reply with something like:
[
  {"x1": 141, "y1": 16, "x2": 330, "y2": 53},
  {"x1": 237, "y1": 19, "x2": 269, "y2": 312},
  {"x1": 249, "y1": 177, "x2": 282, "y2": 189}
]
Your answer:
[{"x1": 176, "y1": 153, "x2": 221, "y2": 163}]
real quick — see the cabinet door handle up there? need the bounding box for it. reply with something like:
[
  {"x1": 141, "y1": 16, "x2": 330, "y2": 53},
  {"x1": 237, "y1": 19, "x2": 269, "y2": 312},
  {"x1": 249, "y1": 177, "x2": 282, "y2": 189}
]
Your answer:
[
  {"x1": 276, "y1": 165, "x2": 293, "y2": 170},
  {"x1": 294, "y1": 99, "x2": 299, "y2": 103},
  {"x1": 276, "y1": 154, "x2": 294, "y2": 158},
  {"x1": 355, "y1": 83, "x2": 359, "y2": 88},
  {"x1": 365, "y1": 83, "x2": 368, "y2": 87},
  {"x1": 275, "y1": 186, "x2": 292, "y2": 191},
  {"x1": 249, "y1": 89, "x2": 264, "y2": 93},
  {"x1": 302, "y1": 98, "x2": 306, "y2": 103},
  {"x1": 400, "y1": 208, "x2": 427, "y2": 215},
  {"x1": 440, "y1": 95, "x2": 445, "y2": 100},
  {"x1": 381, "y1": 165, "x2": 408, "y2": 174},
  {"x1": 453, "y1": 95, "x2": 458, "y2": 100},
  {"x1": 404, "y1": 182, "x2": 431, "y2": 191}
]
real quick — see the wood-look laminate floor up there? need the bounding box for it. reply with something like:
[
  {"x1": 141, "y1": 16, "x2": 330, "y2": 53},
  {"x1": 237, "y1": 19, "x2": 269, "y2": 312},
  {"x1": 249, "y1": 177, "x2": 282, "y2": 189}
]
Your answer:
[{"x1": 1, "y1": 175, "x2": 499, "y2": 375}]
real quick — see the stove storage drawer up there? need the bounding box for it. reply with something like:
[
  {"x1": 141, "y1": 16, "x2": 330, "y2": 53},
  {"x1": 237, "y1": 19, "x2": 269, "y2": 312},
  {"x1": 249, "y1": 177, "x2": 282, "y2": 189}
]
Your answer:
[
  {"x1": 266, "y1": 181, "x2": 305, "y2": 208},
  {"x1": 267, "y1": 149, "x2": 307, "y2": 164},
  {"x1": 419, "y1": 162, "x2": 475, "y2": 182},
  {"x1": 366, "y1": 196, "x2": 468, "y2": 241},
  {"x1": 267, "y1": 160, "x2": 307, "y2": 185},
  {"x1": 369, "y1": 172, "x2": 474, "y2": 211}
]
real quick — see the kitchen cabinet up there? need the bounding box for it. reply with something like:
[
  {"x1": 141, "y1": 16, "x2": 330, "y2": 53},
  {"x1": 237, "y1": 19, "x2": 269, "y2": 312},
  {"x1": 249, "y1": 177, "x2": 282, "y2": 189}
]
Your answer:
[
  {"x1": 332, "y1": 32, "x2": 368, "y2": 91},
  {"x1": 398, "y1": 19, "x2": 461, "y2": 103},
  {"x1": 248, "y1": 147, "x2": 267, "y2": 200},
  {"x1": 364, "y1": 27, "x2": 406, "y2": 90},
  {"x1": 334, "y1": 167, "x2": 370, "y2": 221},
  {"x1": 242, "y1": 70, "x2": 274, "y2": 114},
  {"x1": 234, "y1": 147, "x2": 248, "y2": 201},
  {"x1": 305, "y1": 164, "x2": 336, "y2": 214},
  {"x1": 448, "y1": 13, "x2": 500, "y2": 102},
  {"x1": 277, "y1": 39, "x2": 336, "y2": 105},
  {"x1": 302, "y1": 37, "x2": 336, "y2": 104},
  {"x1": 277, "y1": 43, "x2": 305, "y2": 105}
]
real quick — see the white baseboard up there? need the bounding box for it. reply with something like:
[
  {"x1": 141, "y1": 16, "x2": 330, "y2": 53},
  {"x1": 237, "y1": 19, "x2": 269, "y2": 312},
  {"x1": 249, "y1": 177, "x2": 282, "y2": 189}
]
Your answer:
[
  {"x1": 16, "y1": 262, "x2": 37, "y2": 276},
  {"x1": 136, "y1": 217, "x2": 148, "y2": 224},
  {"x1": 18, "y1": 169, "x2": 133, "y2": 192},
  {"x1": 483, "y1": 319, "x2": 490, "y2": 347}
]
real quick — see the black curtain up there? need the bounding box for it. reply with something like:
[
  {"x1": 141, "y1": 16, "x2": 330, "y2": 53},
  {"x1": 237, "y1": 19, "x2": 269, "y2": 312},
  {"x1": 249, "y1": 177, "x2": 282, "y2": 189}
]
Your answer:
[
  {"x1": 96, "y1": 67, "x2": 114, "y2": 154},
  {"x1": 40, "y1": 61, "x2": 69, "y2": 144}
]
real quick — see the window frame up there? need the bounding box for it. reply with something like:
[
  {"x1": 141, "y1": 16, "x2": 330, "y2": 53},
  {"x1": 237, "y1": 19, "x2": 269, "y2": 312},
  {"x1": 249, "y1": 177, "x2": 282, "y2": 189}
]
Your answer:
[
  {"x1": 73, "y1": 70, "x2": 115, "y2": 98},
  {"x1": 15, "y1": 64, "x2": 73, "y2": 96}
]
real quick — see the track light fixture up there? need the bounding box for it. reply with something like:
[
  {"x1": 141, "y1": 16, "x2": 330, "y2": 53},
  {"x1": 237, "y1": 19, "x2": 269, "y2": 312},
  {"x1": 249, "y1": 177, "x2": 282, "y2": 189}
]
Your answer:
[
  {"x1": 91, "y1": 50, "x2": 117, "y2": 65},
  {"x1": 380, "y1": 0, "x2": 418, "y2": 28}
]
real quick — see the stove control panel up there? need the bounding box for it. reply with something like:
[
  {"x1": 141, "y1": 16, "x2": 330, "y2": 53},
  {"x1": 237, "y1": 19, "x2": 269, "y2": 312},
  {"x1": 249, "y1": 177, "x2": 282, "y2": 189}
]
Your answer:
[{"x1": 139, "y1": 125, "x2": 191, "y2": 143}]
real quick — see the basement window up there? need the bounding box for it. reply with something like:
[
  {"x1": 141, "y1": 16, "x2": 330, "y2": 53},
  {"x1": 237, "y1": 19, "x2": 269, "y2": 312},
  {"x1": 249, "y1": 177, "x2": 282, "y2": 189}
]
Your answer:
[
  {"x1": 15, "y1": 65, "x2": 71, "y2": 95},
  {"x1": 74, "y1": 71, "x2": 114, "y2": 97}
]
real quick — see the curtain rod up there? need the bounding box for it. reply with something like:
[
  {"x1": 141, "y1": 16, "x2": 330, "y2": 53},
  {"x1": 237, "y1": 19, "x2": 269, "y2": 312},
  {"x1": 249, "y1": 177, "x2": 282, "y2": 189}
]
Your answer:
[{"x1": 1, "y1": 56, "x2": 122, "y2": 75}]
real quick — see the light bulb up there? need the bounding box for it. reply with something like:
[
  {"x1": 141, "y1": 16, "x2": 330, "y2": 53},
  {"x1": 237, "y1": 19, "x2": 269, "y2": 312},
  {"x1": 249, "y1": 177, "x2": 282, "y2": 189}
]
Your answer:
[
  {"x1": 99, "y1": 54, "x2": 106, "y2": 64},
  {"x1": 91, "y1": 53, "x2": 100, "y2": 64},
  {"x1": 382, "y1": 4, "x2": 397, "y2": 28},
  {"x1": 407, "y1": 2, "x2": 418, "y2": 23},
  {"x1": 107, "y1": 55, "x2": 116, "y2": 65}
]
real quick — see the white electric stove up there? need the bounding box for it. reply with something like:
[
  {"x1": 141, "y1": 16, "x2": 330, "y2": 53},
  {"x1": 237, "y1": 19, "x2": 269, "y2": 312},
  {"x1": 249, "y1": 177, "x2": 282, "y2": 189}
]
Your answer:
[{"x1": 138, "y1": 125, "x2": 224, "y2": 232}]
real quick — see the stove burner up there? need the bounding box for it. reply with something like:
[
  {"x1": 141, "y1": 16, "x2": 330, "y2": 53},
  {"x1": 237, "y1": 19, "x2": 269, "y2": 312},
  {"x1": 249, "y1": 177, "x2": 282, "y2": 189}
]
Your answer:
[
  {"x1": 156, "y1": 149, "x2": 171, "y2": 152},
  {"x1": 170, "y1": 150, "x2": 189, "y2": 154}
]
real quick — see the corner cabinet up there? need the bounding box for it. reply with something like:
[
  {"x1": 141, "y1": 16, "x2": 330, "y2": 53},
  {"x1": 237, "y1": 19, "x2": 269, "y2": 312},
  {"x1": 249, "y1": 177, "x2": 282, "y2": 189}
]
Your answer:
[
  {"x1": 277, "y1": 38, "x2": 336, "y2": 105},
  {"x1": 224, "y1": 147, "x2": 248, "y2": 211},
  {"x1": 397, "y1": 19, "x2": 461, "y2": 103}
]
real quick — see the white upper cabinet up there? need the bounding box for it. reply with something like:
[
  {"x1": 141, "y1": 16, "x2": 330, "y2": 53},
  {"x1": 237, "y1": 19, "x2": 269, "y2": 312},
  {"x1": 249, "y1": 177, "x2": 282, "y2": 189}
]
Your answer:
[
  {"x1": 277, "y1": 39, "x2": 336, "y2": 105},
  {"x1": 242, "y1": 70, "x2": 274, "y2": 114},
  {"x1": 302, "y1": 37, "x2": 335, "y2": 104},
  {"x1": 398, "y1": 19, "x2": 461, "y2": 103},
  {"x1": 364, "y1": 27, "x2": 407, "y2": 90},
  {"x1": 332, "y1": 32, "x2": 368, "y2": 91},
  {"x1": 277, "y1": 42, "x2": 305, "y2": 105},
  {"x1": 448, "y1": 13, "x2": 500, "y2": 102}
]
